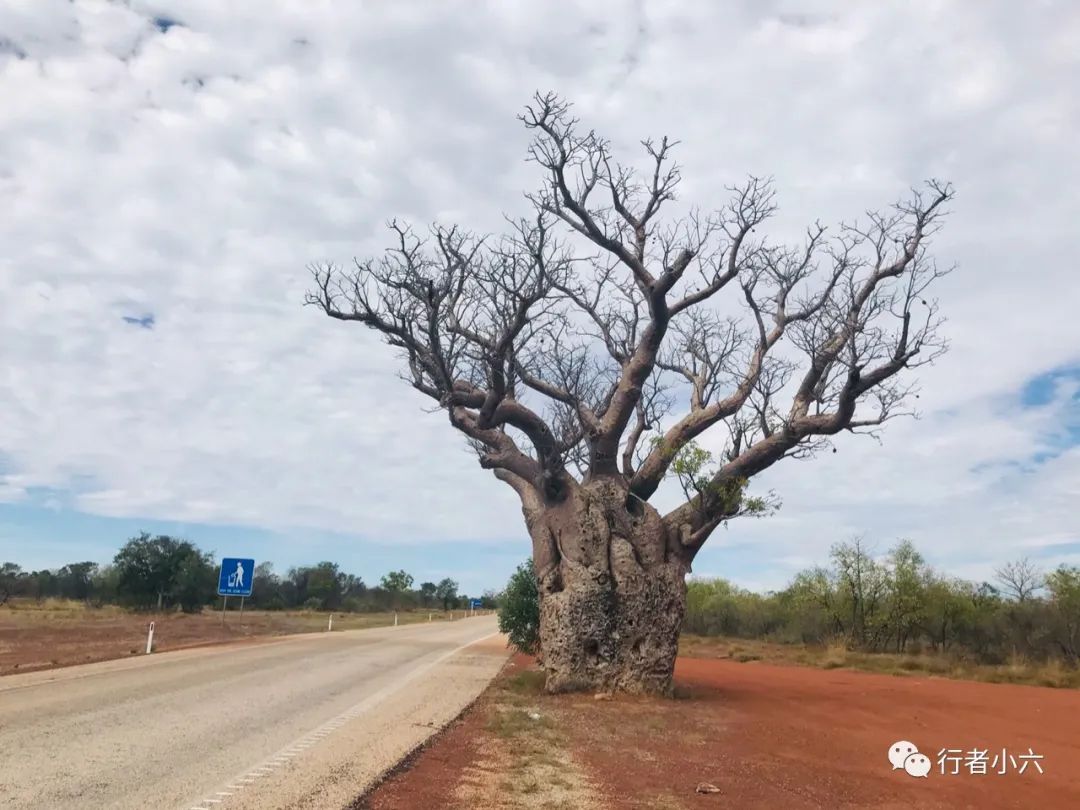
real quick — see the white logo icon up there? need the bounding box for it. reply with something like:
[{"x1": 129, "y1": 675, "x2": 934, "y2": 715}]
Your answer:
[
  {"x1": 889, "y1": 740, "x2": 919, "y2": 770},
  {"x1": 904, "y1": 752, "x2": 932, "y2": 778},
  {"x1": 889, "y1": 741, "x2": 931, "y2": 778}
]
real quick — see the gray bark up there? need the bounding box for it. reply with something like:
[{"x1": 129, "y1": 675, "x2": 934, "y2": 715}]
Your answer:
[{"x1": 525, "y1": 477, "x2": 688, "y2": 694}]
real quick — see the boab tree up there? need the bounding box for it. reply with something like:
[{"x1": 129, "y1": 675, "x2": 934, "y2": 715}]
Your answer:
[{"x1": 306, "y1": 93, "x2": 953, "y2": 694}]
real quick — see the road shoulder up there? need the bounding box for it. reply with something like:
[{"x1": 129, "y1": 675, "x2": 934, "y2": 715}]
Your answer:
[{"x1": 358, "y1": 653, "x2": 604, "y2": 810}]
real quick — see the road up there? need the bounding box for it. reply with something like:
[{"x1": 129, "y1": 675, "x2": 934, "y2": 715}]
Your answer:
[{"x1": 0, "y1": 615, "x2": 508, "y2": 810}]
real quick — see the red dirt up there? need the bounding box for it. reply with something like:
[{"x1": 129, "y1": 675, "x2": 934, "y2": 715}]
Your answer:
[
  {"x1": 356, "y1": 655, "x2": 535, "y2": 809},
  {"x1": 0, "y1": 606, "x2": 436, "y2": 675},
  {"x1": 0, "y1": 609, "x2": 299, "y2": 675},
  {"x1": 360, "y1": 655, "x2": 1080, "y2": 809}
]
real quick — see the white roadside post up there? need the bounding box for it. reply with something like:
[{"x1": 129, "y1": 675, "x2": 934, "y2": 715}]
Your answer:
[
  {"x1": 328, "y1": 613, "x2": 333, "y2": 632},
  {"x1": 145, "y1": 621, "x2": 155, "y2": 654},
  {"x1": 428, "y1": 612, "x2": 432, "y2": 622},
  {"x1": 394, "y1": 611, "x2": 398, "y2": 627}
]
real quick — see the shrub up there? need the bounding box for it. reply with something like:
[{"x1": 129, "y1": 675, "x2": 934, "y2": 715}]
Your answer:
[
  {"x1": 498, "y1": 559, "x2": 539, "y2": 655},
  {"x1": 341, "y1": 596, "x2": 365, "y2": 613}
]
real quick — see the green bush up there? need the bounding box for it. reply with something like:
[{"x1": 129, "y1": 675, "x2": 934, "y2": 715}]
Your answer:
[
  {"x1": 498, "y1": 559, "x2": 539, "y2": 655},
  {"x1": 341, "y1": 596, "x2": 365, "y2": 613}
]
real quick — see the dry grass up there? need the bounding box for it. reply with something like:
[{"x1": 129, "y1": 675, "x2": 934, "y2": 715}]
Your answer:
[
  {"x1": 1, "y1": 598, "x2": 454, "y2": 631},
  {"x1": 680, "y1": 634, "x2": 1080, "y2": 689},
  {"x1": 2, "y1": 598, "x2": 129, "y2": 620},
  {"x1": 0, "y1": 599, "x2": 477, "y2": 675},
  {"x1": 453, "y1": 661, "x2": 602, "y2": 809}
]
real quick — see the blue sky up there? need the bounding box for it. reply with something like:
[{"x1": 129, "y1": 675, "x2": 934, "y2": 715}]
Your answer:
[{"x1": 1, "y1": 1, "x2": 1078, "y2": 594}]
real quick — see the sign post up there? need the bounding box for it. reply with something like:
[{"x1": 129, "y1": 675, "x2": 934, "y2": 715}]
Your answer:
[{"x1": 217, "y1": 558, "x2": 255, "y2": 625}]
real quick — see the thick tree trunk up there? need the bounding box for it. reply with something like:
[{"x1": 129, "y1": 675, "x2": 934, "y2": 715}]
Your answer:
[{"x1": 525, "y1": 476, "x2": 689, "y2": 695}]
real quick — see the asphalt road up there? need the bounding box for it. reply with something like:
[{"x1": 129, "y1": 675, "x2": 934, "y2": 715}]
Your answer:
[{"x1": 0, "y1": 616, "x2": 507, "y2": 810}]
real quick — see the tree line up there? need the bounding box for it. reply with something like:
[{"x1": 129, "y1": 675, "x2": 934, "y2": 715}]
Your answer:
[
  {"x1": 0, "y1": 532, "x2": 496, "y2": 614},
  {"x1": 685, "y1": 538, "x2": 1080, "y2": 666}
]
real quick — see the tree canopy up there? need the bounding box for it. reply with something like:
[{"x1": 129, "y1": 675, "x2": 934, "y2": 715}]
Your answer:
[{"x1": 307, "y1": 92, "x2": 954, "y2": 566}]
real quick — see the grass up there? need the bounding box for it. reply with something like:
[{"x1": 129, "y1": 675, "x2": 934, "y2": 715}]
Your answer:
[
  {"x1": 487, "y1": 707, "x2": 553, "y2": 738},
  {"x1": 680, "y1": 634, "x2": 1080, "y2": 689},
  {"x1": 0, "y1": 599, "x2": 488, "y2": 675},
  {"x1": 0, "y1": 598, "x2": 467, "y2": 630},
  {"x1": 2, "y1": 598, "x2": 129, "y2": 620},
  {"x1": 503, "y1": 668, "x2": 548, "y2": 695},
  {"x1": 460, "y1": 660, "x2": 601, "y2": 807}
]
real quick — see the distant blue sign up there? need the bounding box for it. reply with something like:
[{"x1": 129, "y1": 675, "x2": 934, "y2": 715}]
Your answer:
[
  {"x1": 470, "y1": 598, "x2": 482, "y2": 609},
  {"x1": 218, "y1": 558, "x2": 255, "y2": 597}
]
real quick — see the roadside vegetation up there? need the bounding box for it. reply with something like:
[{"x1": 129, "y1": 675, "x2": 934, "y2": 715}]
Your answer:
[
  {"x1": 0, "y1": 532, "x2": 496, "y2": 614},
  {"x1": 496, "y1": 559, "x2": 539, "y2": 656},
  {"x1": 497, "y1": 538, "x2": 1080, "y2": 689},
  {"x1": 683, "y1": 538, "x2": 1080, "y2": 687}
]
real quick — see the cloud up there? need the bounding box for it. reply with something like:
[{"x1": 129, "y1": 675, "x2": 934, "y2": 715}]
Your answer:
[
  {"x1": 122, "y1": 313, "x2": 156, "y2": 328},
  {"x1": 0, "y1": 1, "x2": 1077, "y2": 587}
]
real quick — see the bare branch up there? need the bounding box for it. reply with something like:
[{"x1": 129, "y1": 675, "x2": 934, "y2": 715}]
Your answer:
[{"x1": 309, "y1": 93, "x2": 954, "y2": 562}]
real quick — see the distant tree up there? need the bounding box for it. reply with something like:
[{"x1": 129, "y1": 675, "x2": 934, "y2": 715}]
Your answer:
[
  {"x1": 419, "y1": 581, "x2": 438, "y2": 607},
  {"x1": 480, "y1": 589, "x2": 498, "y2": 609},
  {"x1": 831, "y1": 537, "x2": 887, "y2": 648},
  {"x1": 1045, "y1": 565, "x2": 1080, "y2": 665},
  {"x1": 90, "y1": 564, "x2": 120, "y2": 605},
  {"x1": 921, "y1": 576, "x2": 972, "y2": 652},
  {"x1": 0, "y1": 562, "x2": 22, "y2": 605},
  {"x1": 57, "y1": 561, "x2": 98, "y2": 602},
  {"x1": 284, "y1": 566, "x2": 308, "y2": 606},
  {"x1": 341, "y1": 573, "x2": 367, "y2": 603},
  {"x1": 31, "y1": 569, "x2": 58, "y2": 600},
  {"x1": 306, "y1": 562, "x2": 346, "y2": 610},
  {"x1": 498, "y1": 559, "x2": 539, "y2": 655},
  {"x1": 883, "y1": 540, "x2": 929, "y2": 652},
  {"x1": 994, "y1": 558, "x2": 1044, "y2": 603},
  {"x1": 172, "y1": 552, "x2": 216, "y2": 613},
  {"x1": 380, "y1": 570, "x2": 414, "y2": 609},
  {"x1": 251, "y1": 562, "x2": 282, "y2": 608},
  {"x1": 435, "y1": 578, "x2": 459, "y2": 611},
  {"x1": 380, "y1": 570, "x2": 414, "y2": 593},
  {"x1": 113, "y1": 532, "x2": 214, "y2": 611}
]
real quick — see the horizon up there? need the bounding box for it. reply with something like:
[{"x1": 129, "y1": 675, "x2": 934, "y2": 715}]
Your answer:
[{"x1": 2, "y1": 520, "x2": 1072, "y2": 600}]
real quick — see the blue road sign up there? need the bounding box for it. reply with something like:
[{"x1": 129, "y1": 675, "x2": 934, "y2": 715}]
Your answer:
[
  {"x1": 470, "y1": 598, "x2": 482, "y2": 609},
  {"x1": 218, "y1": 558, "x2": 255, "y2": 597}
]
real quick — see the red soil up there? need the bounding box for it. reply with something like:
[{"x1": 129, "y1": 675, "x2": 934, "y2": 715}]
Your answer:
[
  {"x1": 361, "y1": 655, "x2": 1080, "y2": 809},
  {"x1": 585, "y1": 657, "x2": 1080, "y2": 808}
]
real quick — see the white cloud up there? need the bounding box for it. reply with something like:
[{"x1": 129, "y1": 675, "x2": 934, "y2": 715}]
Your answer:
[{"x1": 0, "y1": 0, "x2": 1078, "y2": 585}]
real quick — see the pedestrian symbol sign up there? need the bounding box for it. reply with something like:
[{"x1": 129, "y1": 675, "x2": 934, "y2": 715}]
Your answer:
[{"x1": 218, "y1": 558, "x2": 255, "y2": 597}]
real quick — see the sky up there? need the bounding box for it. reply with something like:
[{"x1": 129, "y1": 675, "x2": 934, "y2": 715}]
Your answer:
[{"x1": 1, "y1": 0, "x2": 1078, "y2": 596}]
